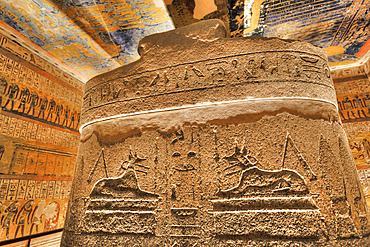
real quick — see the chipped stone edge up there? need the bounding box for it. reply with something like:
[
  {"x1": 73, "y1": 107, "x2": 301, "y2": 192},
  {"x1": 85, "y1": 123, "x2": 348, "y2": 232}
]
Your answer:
[{"x1": 79, "y1": 97, "x2": 339, "y2": 144}]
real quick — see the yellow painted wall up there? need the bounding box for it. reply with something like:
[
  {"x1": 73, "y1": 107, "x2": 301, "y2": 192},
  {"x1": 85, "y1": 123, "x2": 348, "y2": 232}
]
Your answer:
[
  {"x1": 333, "y1": 61, "x2": 370, "y2": 209},
  {"x1": 0, "y1": 33, "x2": 83, "y2": 241}
]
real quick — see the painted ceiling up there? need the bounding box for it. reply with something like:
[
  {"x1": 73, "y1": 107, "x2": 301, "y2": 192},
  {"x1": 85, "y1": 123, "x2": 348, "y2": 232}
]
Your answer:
[
  {"x1": 0, "y1": 0, "x2": 174, "y2": 81},
  {"x1": 0, "y1": 0, "x2": 368, "y2": 82},
  {"x1": 236, "y1": 0, "x2": 370, "y2": 66}
]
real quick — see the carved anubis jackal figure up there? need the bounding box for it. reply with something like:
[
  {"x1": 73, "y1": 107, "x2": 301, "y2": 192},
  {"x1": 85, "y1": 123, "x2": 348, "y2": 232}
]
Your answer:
[{"x1": 62, "y1": 20, "x2": 370, "y2": 246}]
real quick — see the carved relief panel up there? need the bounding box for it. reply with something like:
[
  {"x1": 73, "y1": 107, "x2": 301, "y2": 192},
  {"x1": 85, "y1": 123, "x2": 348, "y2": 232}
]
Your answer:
[{"x1": 64, "y1": 114, "x2": 370, "y2": 246}]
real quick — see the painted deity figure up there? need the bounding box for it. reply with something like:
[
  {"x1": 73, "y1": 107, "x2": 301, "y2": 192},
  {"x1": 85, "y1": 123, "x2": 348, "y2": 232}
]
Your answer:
[
  {"x1": 3, "y1": 82, "x2": 19, "y2": 111},
  {"x1": 337, "y1": 100, "x2": 343, "y2": 111},
  {"x1": 0, "y1": 201, "x2": 19, "y2": 240},
  {"x1": 342, "y1": 96, "x2": 356, "y2": 119},
  {"x1": 0, "y1": 201, "x2": 4, "y2": 219},
  {"x1": 363, "y1": 94, "x2": 370, "y2": 114},
  {"x1": 69, "y1": 110, "x2": 77, "y2": 129},
  {"x1": 337, "y1": 99, "x2": 345, "y2": 120},
  {"x1": 352, "y1": 95, "x2": 367, "y2": 118},
  {"x1": 0, "y1": 77, "x2": 8, "y2": 107},
  {"x1": 29, "y1": 200, "x2": 45, "y2": 235},
  {"x1": 17, "y1": 87, "x2": 30, "y2": 113},
  {"x1": 14, "y1": 200, "x2": 34, "y2": 238},
  {"x1": 349, "y1": 135, "x2": 365, "y2": 160},
  {"x1": 46, "y1": 99, "x2": 56, "y2": 122},
  {"x1": 363, "y1": 138, "x2": 370, "y2": 158},
  {"x1": 26, "y1": 91, "x2": 39, "y2": 116},
  {"x1": 0, "y1": 202, "x2": 4, "y2": 235},
  {"x1": 77, "y1": 113, "x2": 80, "y2": 129},
  {"x1": 61, "y1": 106, "x2": 70, "y2": 127},
  {"x1": 0, "y1": 145, "x2": 4, "y2": 160},
  {"x1": 43, "y1": 202, "x2": 60, "y2": 231},
  {"x1": 37, "y1": 96, "x2": 48, "y2": 119},
  {"x1": 55, "y1": 103, "x2": 63, "y2": 124}
]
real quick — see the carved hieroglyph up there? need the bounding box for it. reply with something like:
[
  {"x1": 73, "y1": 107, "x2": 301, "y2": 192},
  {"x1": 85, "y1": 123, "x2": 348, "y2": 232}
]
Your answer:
[{"x1": 61, "y1": 20, "x2": 370, "y2": 246}]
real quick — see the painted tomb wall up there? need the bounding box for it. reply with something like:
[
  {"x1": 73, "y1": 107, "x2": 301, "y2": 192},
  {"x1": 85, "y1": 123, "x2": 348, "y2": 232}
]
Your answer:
[
  {"x1": 0, "y1": 33, "x2": 84, "y2": 242},
  {"x1": 333, "y1": 58, "x2": 370, "y2": 209}
]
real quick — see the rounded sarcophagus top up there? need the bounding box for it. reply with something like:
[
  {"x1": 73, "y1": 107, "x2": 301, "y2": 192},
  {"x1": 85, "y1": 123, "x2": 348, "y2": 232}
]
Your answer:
[
  {"x1": 62, "y1": 20, "x2": 370, "y2": 246},
  {"x1": 80, "y1": 19, "x2": 335, "y2": 126}
]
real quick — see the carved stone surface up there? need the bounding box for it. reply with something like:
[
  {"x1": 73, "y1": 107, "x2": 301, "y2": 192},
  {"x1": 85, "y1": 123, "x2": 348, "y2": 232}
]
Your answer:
[{"x1": 61, "y1": 20, "x2": 370, "y2": 246}]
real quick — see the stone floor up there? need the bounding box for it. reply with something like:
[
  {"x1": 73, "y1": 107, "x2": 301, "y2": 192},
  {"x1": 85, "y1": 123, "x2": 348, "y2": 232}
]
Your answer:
[{"x1": 6, "y1": 232, "x2": 62, "y2": 247}]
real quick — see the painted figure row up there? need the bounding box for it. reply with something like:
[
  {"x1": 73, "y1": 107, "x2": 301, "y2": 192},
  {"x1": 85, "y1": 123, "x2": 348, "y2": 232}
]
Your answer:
[
  {"x1": 0, "y1": 200, "x2": 61, "y2": 240},
  {"x1": 338, "y1": 94, "x2": 370, "y2": 120},
  {"x1": 0, "y1": 77, "x2": 80, "y2": 130}
]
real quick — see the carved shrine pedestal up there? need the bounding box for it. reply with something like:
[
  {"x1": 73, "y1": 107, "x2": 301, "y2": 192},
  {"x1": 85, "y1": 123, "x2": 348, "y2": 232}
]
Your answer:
[{"x1": 61, "y1": 20, "x2": 370, "y2": 246}]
